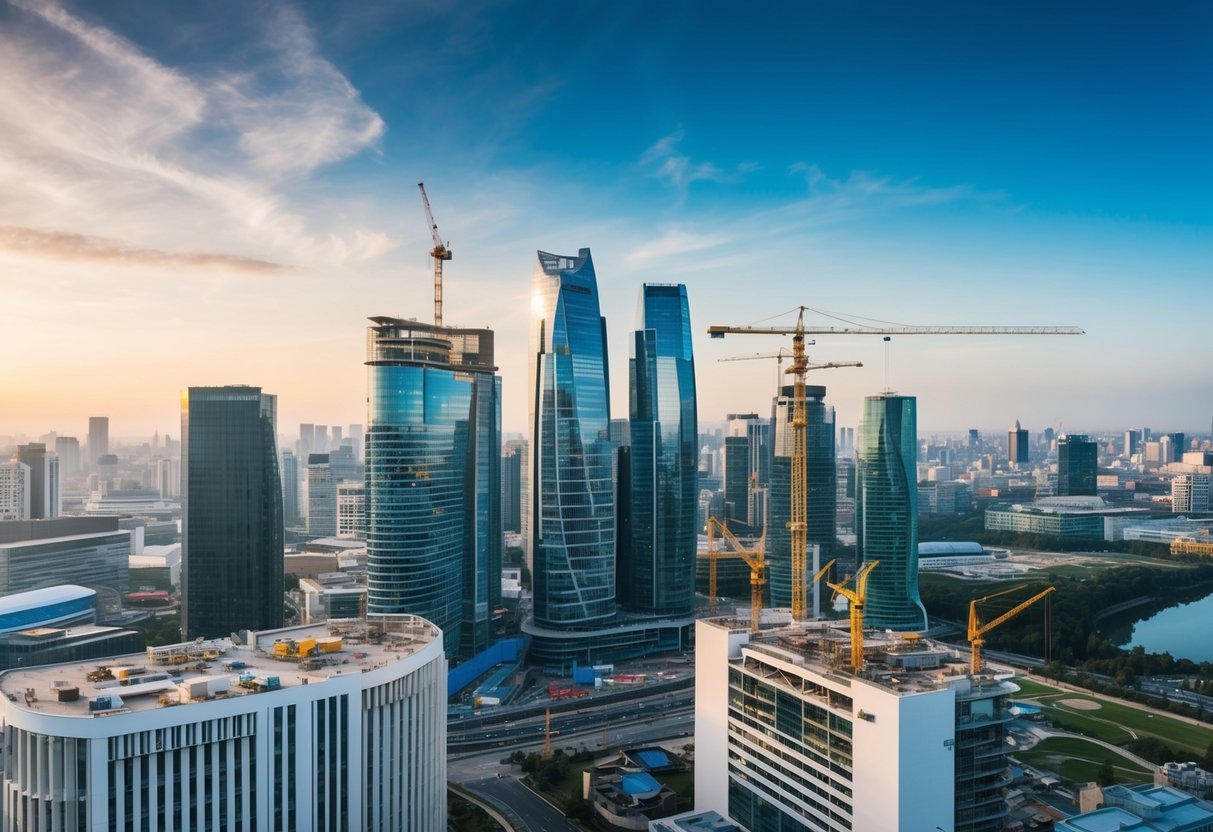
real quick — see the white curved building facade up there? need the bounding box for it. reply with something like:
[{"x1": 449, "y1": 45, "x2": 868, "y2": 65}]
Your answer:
[{"x1": 0, "y1": 617, "x2": 446, "y2": 832}]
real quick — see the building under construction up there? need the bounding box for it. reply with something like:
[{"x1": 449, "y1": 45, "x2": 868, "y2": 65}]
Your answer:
[{"x1": 695, "y1": 617, "x2": 1018, "y2": 832}]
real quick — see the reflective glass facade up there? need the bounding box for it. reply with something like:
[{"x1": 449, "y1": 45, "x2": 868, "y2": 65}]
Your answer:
[
  {"x1": 182, "y1": 387, "x2": 283, "y2": 640},
  {"x1": 529, "y1": 249, "x2": 616, "y2": 628},
  {"x1": 768, "y1": 386, "x2": 835, "y2": 607},
  {"x1": 1057, "y1": 434, "x2": 1097, "y2": 496},
  {"x1": 365, "y1": 319, "x2": 501, "y2": 658},
  {"x1": 856, "y1": 393, "x2": 927, "y2": 631},
  {"x1": 625, "y1": 283, "x2": 698, "y2": 617}
]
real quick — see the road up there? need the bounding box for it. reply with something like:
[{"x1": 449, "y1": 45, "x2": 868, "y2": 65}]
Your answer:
[{"x1": 461, "y1": 776, "x2": 580, "y2": 832}]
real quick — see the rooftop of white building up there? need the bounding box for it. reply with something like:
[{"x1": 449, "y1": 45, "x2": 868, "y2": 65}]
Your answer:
[{"x1": 0, "y1": 616, "x2": 437, "y2": 718}]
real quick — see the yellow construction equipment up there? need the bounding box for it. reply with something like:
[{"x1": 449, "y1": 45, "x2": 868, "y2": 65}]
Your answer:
[
  {"x1": 709, "y1": 307, "x2": 1082, "y2": 623},
  {"x1": 825, "y1": 560, "x2": 879, "y2": 672},
  {"x1": 417, "y1": 182, "x2": 452, "y2": 327},
  {"x1": 704, "y1": 516, "x2": 766, "y2": 633},
  {"x1": 968, "y1": 584, "x2": 1055, "y2": 674}
]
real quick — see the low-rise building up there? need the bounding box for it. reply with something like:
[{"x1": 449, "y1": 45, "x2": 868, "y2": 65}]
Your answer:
[
  {"x1": 1156, "y1": 761, "x2": 1213, "y2": 799},
  {"x1": 0, "y1": 517, "x2": 130, "y2": 596},
  {"x1": 985, "y1": 496, "x2": 1151, "y2": 540},
  {"x1": 1057, "y1": 784, "x2": 1213, "y2": 832}
]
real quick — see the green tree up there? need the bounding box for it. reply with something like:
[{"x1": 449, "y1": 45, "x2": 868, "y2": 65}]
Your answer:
[{"x1": 1096, "y1": 761, "x2": 1115, "y2": 787}]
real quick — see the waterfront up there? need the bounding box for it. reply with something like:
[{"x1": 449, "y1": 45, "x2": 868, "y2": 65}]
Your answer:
[{"x1": 1112, "y1": 589, "x2": 1213, "y2": 664}]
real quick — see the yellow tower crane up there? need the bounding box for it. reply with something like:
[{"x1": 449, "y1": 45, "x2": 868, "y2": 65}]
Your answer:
[
  {"x1": 702, "y1": 516, "x2": 766, "y2": 633},
  {"x1": 968, "y1": 584, "x2": 1056, "y2": 674},
  {"x1": 825, "y1": 561, "x2": 880, "y2": 671},
  {"x1": 417, "y1": 182, "x2": 452, "y2": 327},
  {"x1": 709, "y1": 308, "x2": 1082, "y2": 623}
]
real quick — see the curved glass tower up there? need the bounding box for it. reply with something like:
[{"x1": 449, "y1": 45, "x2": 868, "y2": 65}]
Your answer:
[
  {"x1": 856, "y1": 393, "x2": 927, "y2": 631},
  {"x1": 365, "y1": 318, "x2": 501, "y2": 657},
  {"x1": 625, "y1": 284, "x2": 698, "y2": 617},
  {"x1": 528, "y1": 249, "x2": 616, "y2": 628}
]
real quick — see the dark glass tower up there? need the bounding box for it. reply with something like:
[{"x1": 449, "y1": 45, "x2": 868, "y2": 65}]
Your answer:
[
  {"x1": 767, "y1": 385, "x2": 835, "y2": 608},
  {"x1": 856, "y1": 393, "x2": 926, "y2": 631},
  {"x1": 528, "y1": 248, "x2": 616, "y2": 628},
  {"x1": 1057, "y1": 434, "x2": 1097, "y2": 496},
  {"x1": 625, "y1": 283, "x2": 698, "y2": 617},
  {"x1": 182, "y1": 386, "x2": 283, "y2": 639},
  {"x1": 365, "y1": 318, "x2": 501, "y2": 658},
  {"x1": 1008, "y1": 420, "x2": 1029, "y2": 466}
]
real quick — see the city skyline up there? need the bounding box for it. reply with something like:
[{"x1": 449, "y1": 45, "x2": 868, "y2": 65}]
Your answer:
[{"x1": 2, "y1": 2, "x2": 1211, "y2": 439}]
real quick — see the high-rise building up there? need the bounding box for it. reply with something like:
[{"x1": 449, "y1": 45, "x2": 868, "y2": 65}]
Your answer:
[
  {"x1": 857, "y1": 393, "x2": 926, "y2": 632},
  {"x1": 1173, "y1": 475, "x2": 1211, "y2": 513},
  {"x1": 315, "y1": 425, "x2": 329, "y2": 454},
  {"x1": 281, "y1": 449, "x2": 300, "y2": 525},
  {"x1": 0, "y1": 462, "x2": 30, "y2": 521},
  {"x1": 347, "y1": 423, "x2": 364, "y2": 464},
  {"x1": 15, "y1": 443, "x2": 59, "y2": 519},
  {"x1": 695, "y1": 619, "x2": 1016, "y2": 832},
  {"x1": 153, "y1": 456, "x2": 181, "y2": 499},
  {"x1": 1057, "y1": 434, "x2": 1098, "y2": 497},
  {"x1": 502, "y1": 440, "x2": 525, "y2": 534},
  {"x1": 1123, "y1": 429, "x2": 1139, "y2": 457},
  {"x1": 305, "y1": 453, "x2": 337, "y2": 536},
  {"x1": 0, "y1": 617, "x2": 448, "y2": 831},
  {"x1": 1043, "y1": 426, "x2": 1056, "y2": 450},
  {"x1": 337, "y1": 481, "x2": 366, "y2": 538},
  {"x1": 623, "y1": 283, "x2": 698, "y2": 617},
  {"x1": 1008, "y1": 420, "x2": 1029, "y2": 467},
  {"x1": 53, "y1": 436, "x2": 81, "y2": 479},
  {"x1": 88, "y1": 416, "x2": 109, "y2": 470},
  {"x1": 1169, "y1": 432, "x2": 1187, "y2": 462},
  {"x1": 365, "y1": 316, "x2": 501, "y2": 659},
  {"x1": 769, "y1": 385, "x2": 835, "y2": 607},
  {"x1": 722, "y1": 433, "x2": 751, "y2": 524},
  {"x1": 298, "y1": 423, "x2": 315, "y2": 462},
  {"x1": 527, "y1": 249, "x2": 615, "y2": 632},
  {"x1": 182, "y1": 386, "x2": 283, "y2": 640}
]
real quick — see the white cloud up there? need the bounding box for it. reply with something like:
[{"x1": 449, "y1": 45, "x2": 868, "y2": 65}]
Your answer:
[
  {"x1": 0, "y1": 1, "x2": 392, "y2": 273},
  {"x1": 626, "y1": 227, "x2": 729, "y2": 264},
  {"x1": 640, "y1": 130, "x2": 755, "y2": 195}
]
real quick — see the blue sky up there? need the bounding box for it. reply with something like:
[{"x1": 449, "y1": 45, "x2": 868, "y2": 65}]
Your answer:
[{"x1": 1, "y1": 0, "x2": 1210, "y2": 441}]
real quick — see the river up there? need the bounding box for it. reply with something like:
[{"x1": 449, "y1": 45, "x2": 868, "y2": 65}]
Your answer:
[{"x1": 1107, "y1": 589, "x2": 1213, "y2": 663}]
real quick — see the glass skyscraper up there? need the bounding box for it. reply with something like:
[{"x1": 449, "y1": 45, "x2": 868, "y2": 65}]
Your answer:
[
  {"x1": 1057, "y1": 434, "x2": 1097, "y2": 496},
  {"x1": 624, "y1": 283, "x2": 698, "y2": 617},
  {"x1": 182, "y1": 386, "x2": 283, "y2": 639},
  {"x1": 527, "y1": 249, "x2": 616, "y2": 628},
  {"x1": 365, "y1": 317, "x2": 501, "y2": 658},
  {"x1": 767, "y1": 385, "x2": 835, "y2": 608},
  {"x1": 856, "y1": 393, "x2": 927, "y2": 631}
]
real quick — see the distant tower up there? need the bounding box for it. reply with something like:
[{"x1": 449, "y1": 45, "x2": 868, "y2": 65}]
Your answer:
[
  {"x1": 1123, "y1": 429, "x2": 1139, "y2": 457},
  {"x1": 0, "y1": 462, "x2": 30, "y2": 520},
  {"x1": 305, "y1": 454, "x2": 337, "y2": 536},
  {"x1": 501, "y1": 441, "x2": 525, "y2": 534},
  {"x1": 1057, "y1": 434, "x2": 1098, "y2": 496},
  {"x1": 54, "y1": 436, "x2": 81, "y2": 480},
  {"x1": 624, "y1": 283, "x2": 698, "y2": 617},
  {"x1": 88, "y1": 416, "x2": 109, "y2": 470},
  {"x1": 15, "y1": 443, "x2": 59, "y2": 519},
  {"x1": 1172, "y1": 475, "x2": 1210, "y2": 513},
  {"x1": 280, "y1": 449, "x2": 300, "y2": 526},
  {"x1": 857, "y1": 393, "x2": 926, "y2": 631},
  {"x1": 182, "y1": 386, "x2": 283, "y2": 639},
  {"x1": 1008, "y1": 420, "x2": 1029, "y2": 467},
  {"x1": 769, "y1": 385, "x2": 836, "y2": 606}
]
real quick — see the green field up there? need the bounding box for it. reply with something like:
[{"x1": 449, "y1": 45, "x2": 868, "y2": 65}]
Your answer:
[
  {"x1": 1015, "y1": 736, "x2": 1151, "y2": 785},
  {"x1": 1012, "y1": 677, "x2": 1213, "y2": 757}
]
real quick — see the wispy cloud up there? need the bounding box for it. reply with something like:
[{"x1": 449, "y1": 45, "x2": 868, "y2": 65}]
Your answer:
[
  {"x1": 785, "y1": 163, "x2": 1006, "y2": 219},
  {"x1": 0, "y1": 226, "x2": 289, "y2": 274},
  {"x1": 626, "y1": 227, "x2": 730, "y2": 264},
  {"x1": 640, "y1": 130, "x2": 757, "y2": 196},
  {"x1": 0, "y1": 1, "x2": 392, "y2": 273}
]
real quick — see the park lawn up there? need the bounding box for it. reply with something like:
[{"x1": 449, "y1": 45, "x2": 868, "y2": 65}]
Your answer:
[
  {"x1": 1012, "y1": 676, "x2": 1213, "y2": 757},
  {"x1": 1015, "y1": 737, "x2": 1150, "y2": 786}
]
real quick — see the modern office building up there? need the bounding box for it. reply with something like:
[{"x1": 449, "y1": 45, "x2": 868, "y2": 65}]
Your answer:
[
  {"x1": 0, "y1": 517, "x2": 130, "y2": 596},
  {"x1": 153, "y1": 456, "x2": 181, "y2": 500},
  {"x1": 1172, "y1": 474, "x2": 1211, "y2": 513},
  {"x1": 298, "y1": 423, "x2": 316, "y2": 462},
  {"x1": 856, "y1": 393, "x2": 926, "y2": 632},
  {"x1": 0, "y1": 617, "x2": 447, "y2": 831},
  {"x1": 337, "y1": 482, "x2": 366, "y2": 539},
  {"x1": 0, "y1": 585, "x2": 141, "y2": 671},
  {"x1": 347, "y1": 423, "x2": 364, "y2": 464},
  {"x1": 88, "y1": 416, "x2": 109, "y2": 470},
  {"x1": 768, "y1": 385, "x2": 835, "y2": 607},
  {"x1": 696, "y1": 619, "x2": 1017, "y2": 832},
  {"x1": 305, "y1": 453, "x2": 338, "y2": 536},
  {"x1": 281, "y1": 449, "x2": 300, "y2": 526},
  {"x1": 182, "y1": 386, "x2": 283, "y2": 640},
  {"x1": 0, "y1": 462, "x2": 30, "y2": 521},
  {"x1": 1057, "y1": 434, "x2": 1098, "y2": 496},
  {"x1": 527, "y1": 248, "x2": 615, "y2": 630},
  {"x1": 1008, "y1": 420, "x2": 1029, "y2": 467},
  {"x1": 501, "y1": 440, "x2": 525, "y2": 534},
  {"x1": 623, "y1": 283, "x2": 698, "y2": 617},
  {"x1": 365, "y1": 316, "x2": 501, "y2": 659},
  {"x1": 1124, "y1": 429, "x2": 1140, "y2": 457},
  {"x1": 14, "y1": 443, "x2": 59, "y2": 519},
  {"x1": 53, "y1": 436, "x2": 81, "y2": 479}
]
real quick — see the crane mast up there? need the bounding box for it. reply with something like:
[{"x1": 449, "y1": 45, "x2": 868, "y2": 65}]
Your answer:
[
  {"x1": 968, "y1": 584, "x2": 1055, "y2": 674},
  {"x1": 710, "y1": 307, "x2": 1082, "y2": 625},
  {"x1": 417, "y1": 182, "x2": 452, "y2": 327}
]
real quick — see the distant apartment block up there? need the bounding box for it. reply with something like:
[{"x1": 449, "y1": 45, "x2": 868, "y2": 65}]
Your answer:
[
  {"x1": 1172, "y1": 474, "x2": 1210, "y2": 513},
  {"x1": 0, "y1": 462, "x2": 30, "y2": 521},
  {"x1": 336, "y1": 481, "x2": 366, "y2": 539}
]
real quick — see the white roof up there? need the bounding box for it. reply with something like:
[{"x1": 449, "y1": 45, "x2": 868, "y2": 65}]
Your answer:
[{"x1": 0, "y1": 585, "x2": 95, "y2": 614}]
